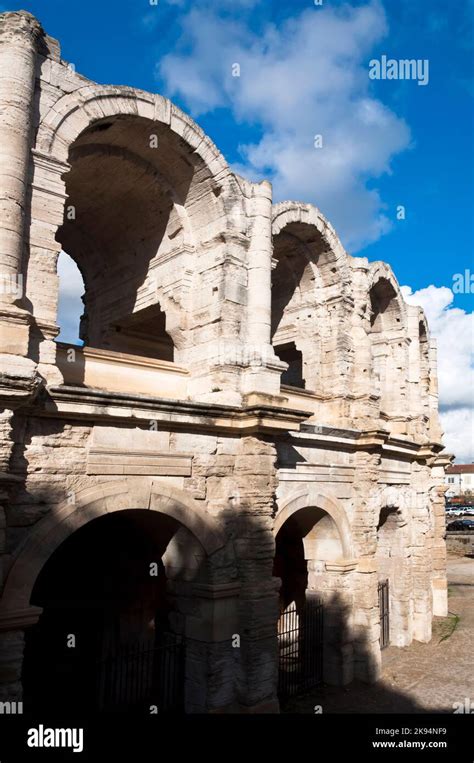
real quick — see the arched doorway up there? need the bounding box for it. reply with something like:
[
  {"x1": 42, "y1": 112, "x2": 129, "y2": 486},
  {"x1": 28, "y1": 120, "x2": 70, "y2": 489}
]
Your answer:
[
  {"x1": 21, "y1": 509, "x2": 205, "y2": 716},
  {"x1": 368, "y1": 275, "x2": 407, "y2": 418},
  {"x1": 273, "y1": 500, "x2": 353, "y2": 697},
  {"x1": 375, "y1": 505, "x2": 412, "y2": 647}
]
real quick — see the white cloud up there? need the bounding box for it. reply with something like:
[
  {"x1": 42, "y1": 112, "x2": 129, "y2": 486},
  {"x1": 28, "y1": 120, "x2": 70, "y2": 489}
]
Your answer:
[
  {"x1": 157, "y1": 0, "x2": 411, "y2": 251},
  {"x1": 56, "y1": 251, "x2": 84, "y2": 345},
  {"x1": 401, "y1": 284, "x2": 474, "y2": 462},
  {"x1": 439, "y1": 408, "x2": 474, "y2": 464}
]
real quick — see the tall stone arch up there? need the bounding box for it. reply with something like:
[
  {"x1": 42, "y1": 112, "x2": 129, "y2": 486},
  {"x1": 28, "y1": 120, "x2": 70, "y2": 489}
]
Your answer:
[
  {"x1": 26, "y1": 83, "x2": 251, "y2": 397},
  {"x1": 367, "y1": 263, "x2": 410, "y2": 423},
  {"x1": 271, "y1": 202, "x2": 352, "y2": 400},
  {"x1": 273, "y1": 488, "x2": 356, "y2": 686},
  {"x1": 0, "y1": 478, "x2": 226, "y2": 625}
]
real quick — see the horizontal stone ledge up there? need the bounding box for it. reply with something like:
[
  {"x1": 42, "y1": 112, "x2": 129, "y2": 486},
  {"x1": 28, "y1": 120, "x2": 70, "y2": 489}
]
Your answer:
[
  {"x1": 0, "y1": 606, "x2": 43, "y2": 632},
  {"x1": 292, "y1": 427, "x2": 436, "y2": 459},
  {"x1": 86, "y1": 447, "x2": 193, "y2": 477},
  {"x1": 325, "y1": 559, "x2": 359, "y2": 573},
  {"x1": 192, "y1": 582, "x2": 242, "y2": 599},
  {"x1": 34, "y1": 385, "x2": 311, "y2": 434}
]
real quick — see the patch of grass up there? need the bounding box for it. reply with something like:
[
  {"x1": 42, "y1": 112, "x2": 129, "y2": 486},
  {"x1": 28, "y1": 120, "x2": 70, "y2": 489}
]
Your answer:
[{"x1": 437, "y1": 613, "x2": 460, "y2": 643}]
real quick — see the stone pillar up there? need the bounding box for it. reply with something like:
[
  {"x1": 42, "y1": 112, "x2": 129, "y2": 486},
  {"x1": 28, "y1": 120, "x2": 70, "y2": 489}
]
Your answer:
[
  {"x1": 230, "y1": 437, "x2": 280, "y2": 712},
  {"x1": 428, "y1": 339, "x2": 443, "y2": 443},
  {"x1": 353, "y1": 559, "x2": 381, "y2": 683},
  {"x1": 242, "y1": 182, "x2": 286, "y2": 396},
  {"x1": 27, "y1": 150, "x2": 70, "y2": 385},
  {"x1": 0, "y1": 12, "x2": 43, "y2": 355},
  {"x1": 307, "y1": 561, "x2": 357, "y2": 686},
  {"x1": 246, "y1": 181, "x2": 272, "y2": 349},
  {"x1": 430, "y1": 458, "x2": 451, "y2": 617},
  {"x1": 0, "y1": 629, "x2": 25, "y2": 701},
  {"x1": 407, "y1": 305, "x2": 422, "y2": 414},
  {"x1": 0, "y1": 609, "x2": 42, "y2": 702}
]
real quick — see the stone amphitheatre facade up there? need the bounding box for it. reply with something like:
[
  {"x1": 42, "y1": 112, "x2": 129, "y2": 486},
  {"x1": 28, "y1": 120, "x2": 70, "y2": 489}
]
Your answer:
[{"x1": 0, "y1": 11, "x2": 450, "y2": 714}]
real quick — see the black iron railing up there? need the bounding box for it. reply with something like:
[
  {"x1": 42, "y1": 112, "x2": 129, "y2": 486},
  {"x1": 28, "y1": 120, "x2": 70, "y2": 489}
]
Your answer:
[
  {"x1": 278, "y1": 598, "x2": 323, "y2": 702},
  {"x1": 96, "y1": 632, "x2": 185, "y2": 714},
  {"x1": 378, "y1": 579, "x2": 390, "y2": 649}
]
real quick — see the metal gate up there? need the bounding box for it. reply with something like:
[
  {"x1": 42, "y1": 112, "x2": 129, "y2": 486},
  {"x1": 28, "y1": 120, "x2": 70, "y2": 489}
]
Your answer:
[
  {"x1": 96, "y1": 632, "x2": 185, "y2": 714},
  {"x1": 378, "y1": 579, "x2": 390, "y2": 649},
  {"x1": 278, "y1": 598, "x2": 323, "y2": 702}
]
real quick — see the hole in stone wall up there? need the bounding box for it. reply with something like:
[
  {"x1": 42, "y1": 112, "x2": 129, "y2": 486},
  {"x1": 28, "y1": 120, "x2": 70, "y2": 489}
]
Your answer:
[
  {"x1": 275, "y1": 342, "x2": 305, "y2": 389},
  {"x1": 56, "y1": 251, "x2": 85, "y2": 346}
]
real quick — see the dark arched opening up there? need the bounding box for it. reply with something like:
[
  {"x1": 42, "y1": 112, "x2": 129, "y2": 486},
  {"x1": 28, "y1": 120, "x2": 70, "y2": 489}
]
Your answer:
[
  {"x1": 54, "y1": 115, "x2": 197, "y2": 361},
  {"x1": 273, "y1": 505, "x2": 350, "y2": 695},
  {"x1": 22, "y1": 509, "x2": 200, "y2": 716}
]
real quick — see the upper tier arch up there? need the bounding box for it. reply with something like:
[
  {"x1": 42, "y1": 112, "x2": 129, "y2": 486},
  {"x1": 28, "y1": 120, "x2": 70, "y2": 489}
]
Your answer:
[{"x1": 36, "y1": 84, "x2": 230, "y2": 181}]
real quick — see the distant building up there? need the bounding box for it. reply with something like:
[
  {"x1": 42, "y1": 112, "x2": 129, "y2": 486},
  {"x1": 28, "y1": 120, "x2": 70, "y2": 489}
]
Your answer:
[{"x1": 445, "y1": 464, "x2": 474, "y2": 498}]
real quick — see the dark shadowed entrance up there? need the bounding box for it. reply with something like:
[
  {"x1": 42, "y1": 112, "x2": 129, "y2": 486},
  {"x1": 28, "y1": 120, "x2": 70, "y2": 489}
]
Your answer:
[{"x1": 22, "y1": 510, "x2": 188, "y2": 716}]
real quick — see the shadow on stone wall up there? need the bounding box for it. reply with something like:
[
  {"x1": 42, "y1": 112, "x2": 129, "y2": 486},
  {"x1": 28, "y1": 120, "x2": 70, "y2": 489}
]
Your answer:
[{"x1": 282, "y1": 591, "x2": 453, "y2": 715}]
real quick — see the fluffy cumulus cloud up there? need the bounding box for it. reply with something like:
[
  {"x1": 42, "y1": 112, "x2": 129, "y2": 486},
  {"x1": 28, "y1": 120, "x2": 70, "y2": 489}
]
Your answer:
[
  {"x1": 401, "y1": 285, "x2": 474, "y2": 462},
  {"x1": 157, "y1": 0, "x2": 411, "y2": 251},
  {"x1": 56, "y1": 252, "x2": 84, "y2": 345}
]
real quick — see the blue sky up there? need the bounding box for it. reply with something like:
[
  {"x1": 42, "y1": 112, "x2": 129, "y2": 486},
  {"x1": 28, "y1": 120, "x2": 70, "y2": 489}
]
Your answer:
[{"x1": 3, "y1": 0, "x2": 474, "y2": 459}]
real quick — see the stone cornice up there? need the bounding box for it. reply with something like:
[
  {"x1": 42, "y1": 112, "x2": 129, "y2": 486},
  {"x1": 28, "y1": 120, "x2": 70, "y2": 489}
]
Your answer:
[
  {"x1": 0, "y1": 365, "x2": 42, "y2": 409},
  {"x1": 25, "y1": 381, "x2": 444, "y2": 458},
  {"x1": 33, "y1": 384, "x2": 311, "y2": 435},
  {"x1": 325, "y1": 559, "x2": 358, "y2": 573},
  {"x1": 290, "y1": 426, "x2": 445, "y2": 461},
  {"x1": 428, "y1": 451, "x2": 455, "y2": 468},
  {"x1": 31, "y1": 149, "x2": 70, "y2": 174}
]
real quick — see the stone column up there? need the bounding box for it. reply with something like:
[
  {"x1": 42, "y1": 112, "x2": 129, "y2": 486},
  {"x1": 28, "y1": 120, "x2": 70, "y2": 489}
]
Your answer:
[
  {"x1": 407, "y1": 305, "x2": 422, "y2": 414},
  {"x1": 430, "y1": 458, "x2": 451, "y2": 617},
  {"x1": 428, "y1": 339, "x2": 443, "y2": 443},
  {"x1": 246, "y1": 181, "x2": 272, "y2": 349},
  {"x1": 242, "y1": 182, "x2": 285, "y2": 396},
  {"x1": 231, "y1": 438, "x2": 280, "y2": 712},
  {"x1": 0, "y1": 11, "x2": 43, "y2": 355}
]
